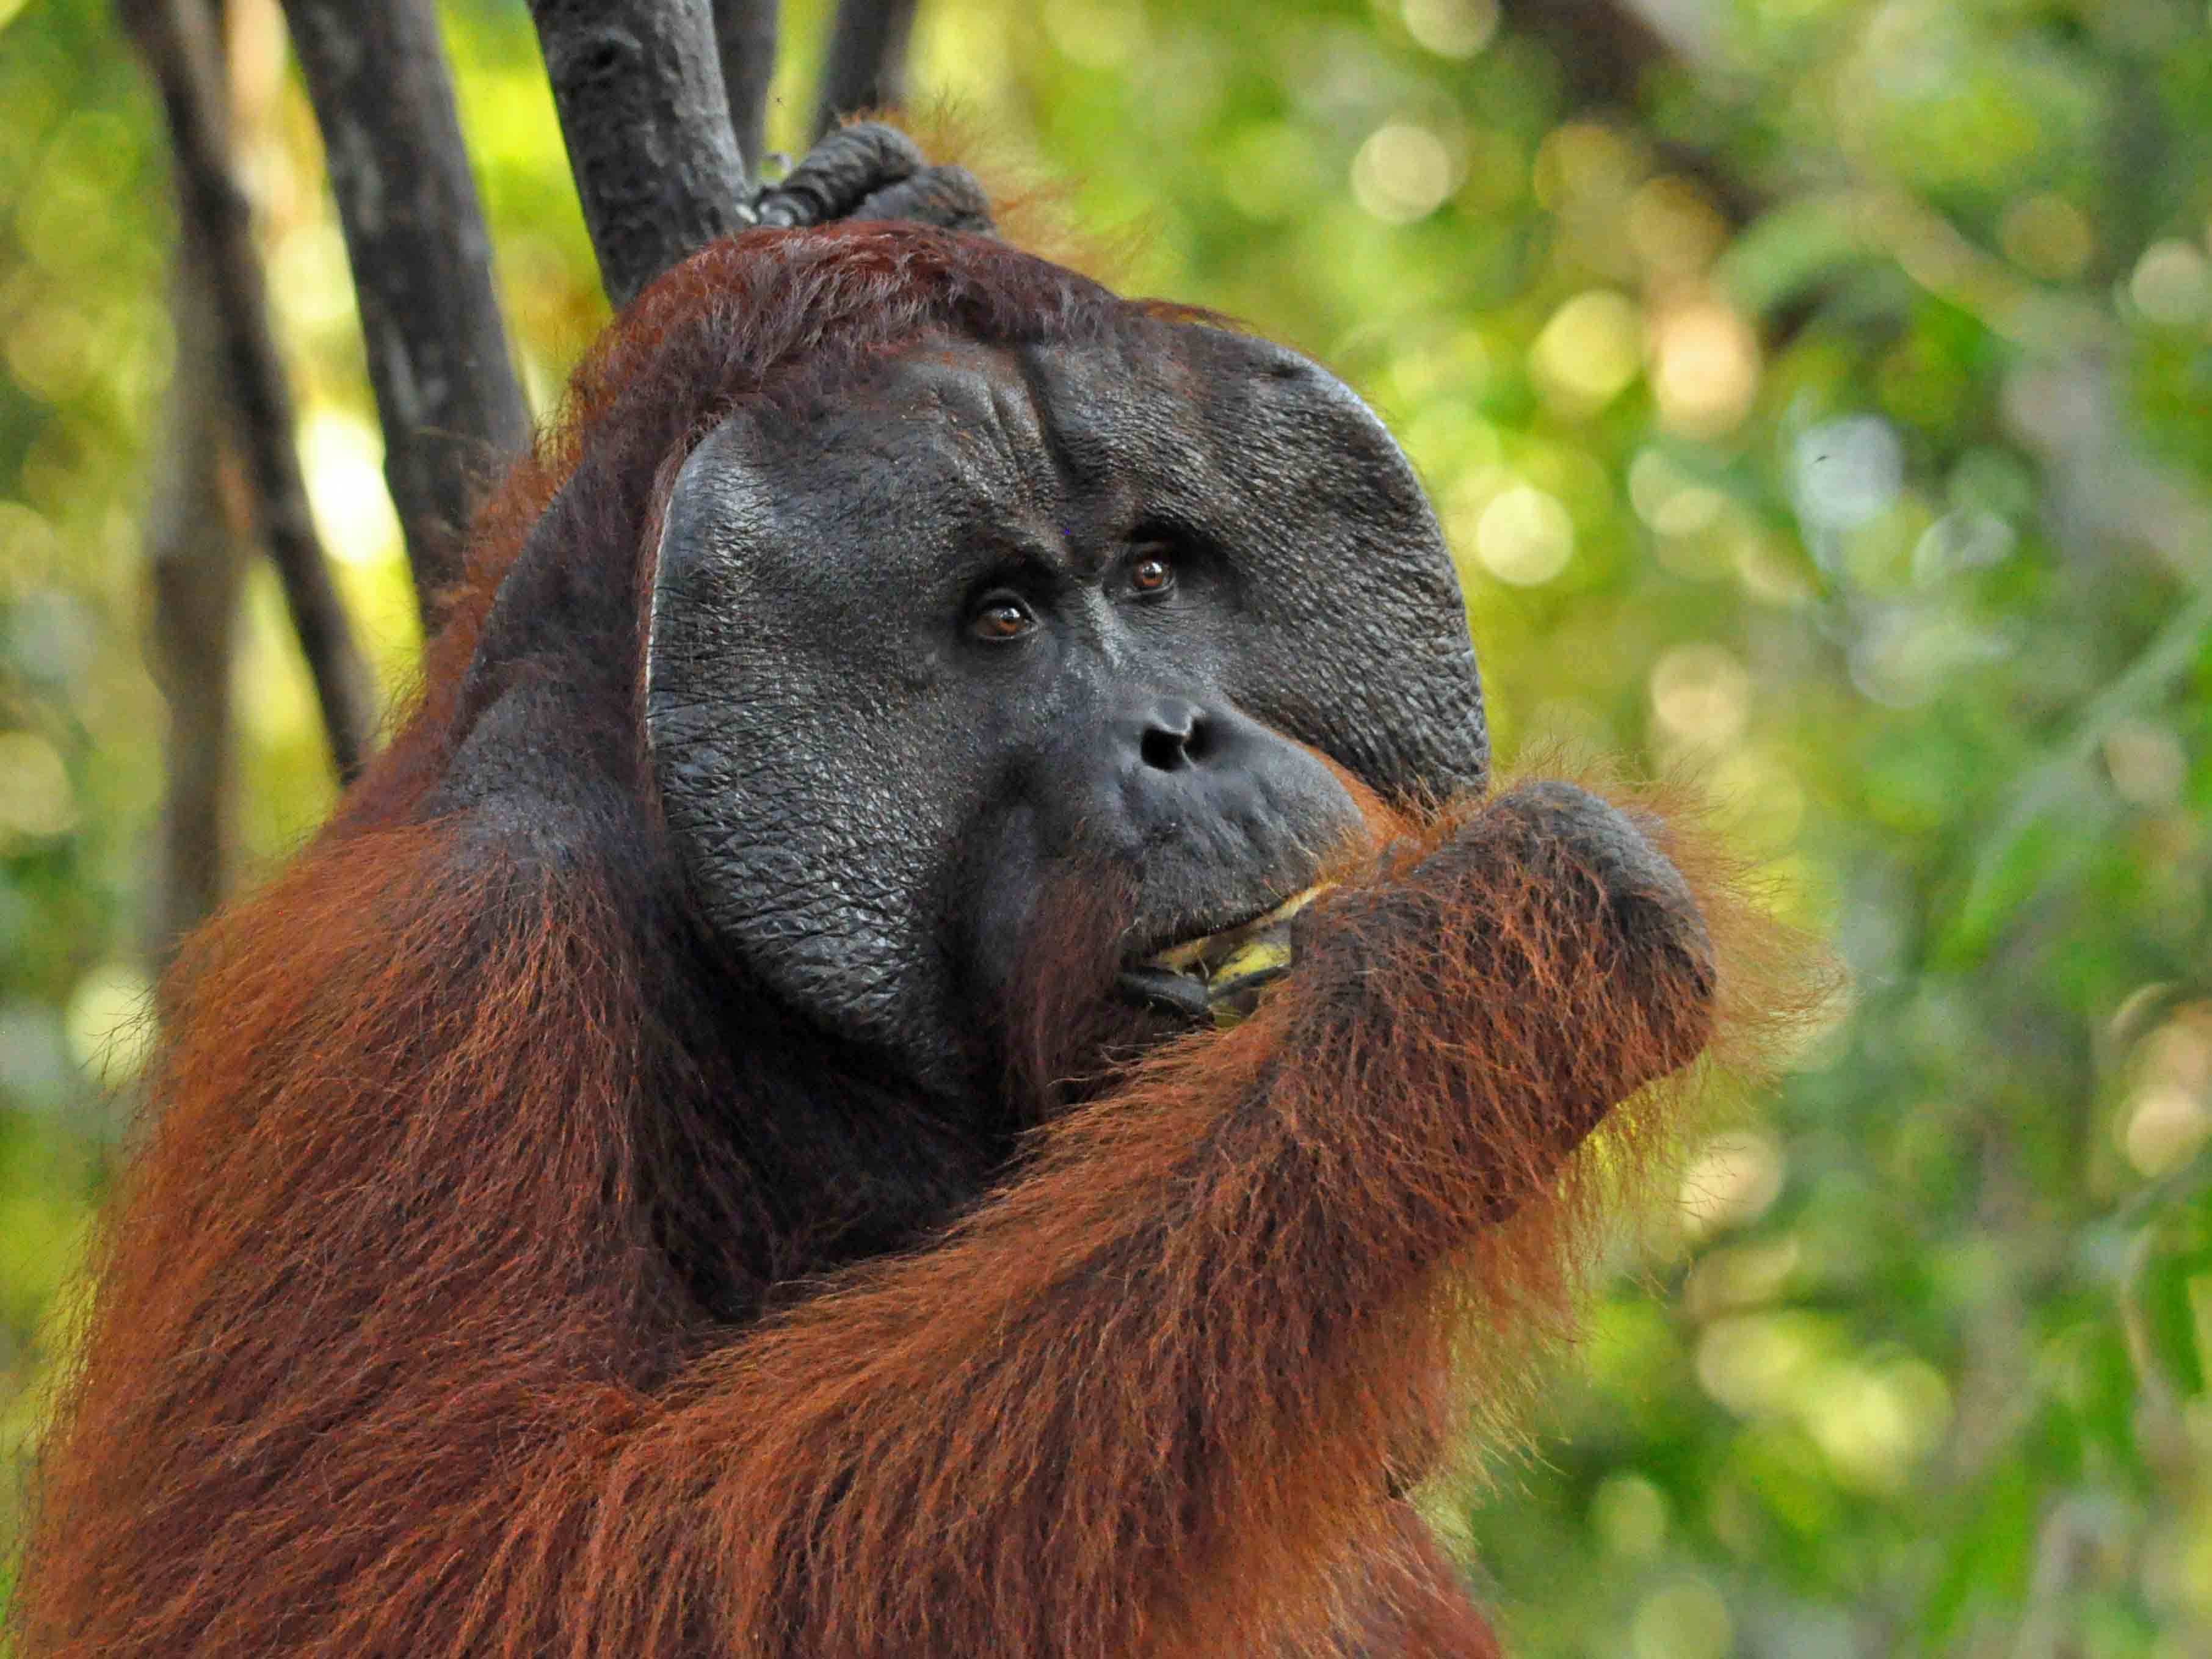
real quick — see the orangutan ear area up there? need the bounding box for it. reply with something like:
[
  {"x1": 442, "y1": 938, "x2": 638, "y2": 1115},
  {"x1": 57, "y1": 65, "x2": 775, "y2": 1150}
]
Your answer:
[{"x1": 9, "y1": 117, "x2": 1825, "y2": 1659}]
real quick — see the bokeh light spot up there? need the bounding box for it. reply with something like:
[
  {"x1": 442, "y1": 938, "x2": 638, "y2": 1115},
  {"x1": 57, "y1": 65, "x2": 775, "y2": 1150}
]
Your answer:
[
  {"x1": 4, "y1": 302, "x2": 95, "y2": 402},
  {"x1": 1678, "y1": 1131, "x2": 1785, "y2": 1237},
  {"x1": 0, "y1": 729, "x2": 75, "y2": 840},
  {"x1": 1649, "y1": 643, "x2": 1751, "y2": 749},
  {"x1": 2123, "y1": 1004, "x2": 2212, "y2": 1176},
  {"x1": 1696, "y1": 1311, "x2": 1826, "y2": 1418},
  {"x1": 1686, "y1": 1235, "x2": 1803, "y2": 1320},
  {"x1": 1401, "y1": 0, "x2": 1498, "y2": 59},
  {"x1": 270, "y1": 222, "x2": 361, "y2": 333},
  {"x1": 2104, "y1": 722, "x2": 2188, "y2": 809},
  {"x1": 1733, "y1": 533, "x2": 1813, "y2": 605},
  {"x1": 1805, "y1": 1359, "x2": 1951, "y2": 1495},
  {"x1": 2124, "y1": 1085, "x2": 2210, "y2": 1177},
  {"x1": 1531, "y1": 289, "x2": 1642, "y2": 413},
  {"x1": 1794, "y1": 415, "x2": 1904, "y2": 533},
  {"x1": 1041, "y1": 0, "x2": 1150, "y2": 70},
  {"x1": 1629, "y1": 451, "x2": 1726, "y2": 537},
  {"x1": 1649, "y1": 302, "x2": 1757, "y2": 435},
  {"x1": 0, "y1": 498, "x2": 58, "y2": 594},
  {"x1": 299, "y1": 405, "x2": 402, "y2": 568},
  {"x1": 1632, "y1": 1581, "x2": 1733, "y2": 1659},
  {"x1": 1351, "y1": 122, "x2": 1456, "y2": 224},
  {"x1": 1910, "y1": 509, "x2": 2014, "y2": 583},
  {"x1": 64, "y1": 962, "x2": 156, "y2": 1087},
  {"x1": 1474, "y1": 484, "x2": 1575, "y2": 584},
  {"x1": 2130, "y1": 239, "x2": 2211, "y2": 326},
  {"x1": 1590, "y1": 1473, "x2": 1670, "y2": 1559}
]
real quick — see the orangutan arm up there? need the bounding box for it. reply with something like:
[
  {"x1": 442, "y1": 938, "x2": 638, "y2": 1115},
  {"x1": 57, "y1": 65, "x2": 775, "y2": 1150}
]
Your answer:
[{"x1": 556, "y1": 782, "x2": 1714, "y2": 1658}]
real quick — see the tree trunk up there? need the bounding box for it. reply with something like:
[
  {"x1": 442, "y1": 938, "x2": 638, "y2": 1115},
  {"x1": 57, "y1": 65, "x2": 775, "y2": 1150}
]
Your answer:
[
  {"x1": 714, "y1": 0, "x2": 780, "y2": 175},
  {"x1": 144, "y1": 2, "x2": 245, "y2": 970},
  {"x1": 526, "y1": 0, "x2": 754, "y2": 308},
  {"x1": 281, "y1": 0, "x2": 534, "y2": 630},
  {"x1": 811, "y1": 0, "x2": 917, "y2": 139}
]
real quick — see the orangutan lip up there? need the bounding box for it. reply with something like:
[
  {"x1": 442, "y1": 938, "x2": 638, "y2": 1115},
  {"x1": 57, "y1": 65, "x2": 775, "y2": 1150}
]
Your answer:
[{"x1": 1141, "y1": 885, "x2": 1330, "y2": 979}]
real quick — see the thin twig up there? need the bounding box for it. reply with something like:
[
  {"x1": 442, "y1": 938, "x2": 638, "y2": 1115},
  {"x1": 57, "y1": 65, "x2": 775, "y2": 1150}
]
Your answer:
[
  {"x1": 121, "y1": 0, "x2": 377, "y2": 782},
  {"x1": 281, "y1": 0, "x2": 534, "y2": 630},
  {"x1": 527, "y1": 0, "x2": 753, "y2": 308}
]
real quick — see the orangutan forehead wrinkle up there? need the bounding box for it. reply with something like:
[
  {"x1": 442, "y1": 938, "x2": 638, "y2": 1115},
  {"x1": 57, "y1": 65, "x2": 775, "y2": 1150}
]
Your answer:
[{"x1": 860, "y1": 336, "x2": 1067, "y2": 529}]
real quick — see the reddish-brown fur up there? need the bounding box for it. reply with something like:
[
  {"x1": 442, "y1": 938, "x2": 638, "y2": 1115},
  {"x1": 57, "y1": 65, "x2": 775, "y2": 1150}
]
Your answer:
[{"x1": 15, "y1": 224, "x2": 1804, "y2": 1657}]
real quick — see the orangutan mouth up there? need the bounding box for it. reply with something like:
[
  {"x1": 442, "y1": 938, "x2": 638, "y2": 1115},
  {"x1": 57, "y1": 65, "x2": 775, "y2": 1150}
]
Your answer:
[
  {"x1": 1119, "y1": 885, "x2": 1332, "y2": 1025},
  {"x1": 1142, "y1": 886, "x2": 1330, "y2": 978}
]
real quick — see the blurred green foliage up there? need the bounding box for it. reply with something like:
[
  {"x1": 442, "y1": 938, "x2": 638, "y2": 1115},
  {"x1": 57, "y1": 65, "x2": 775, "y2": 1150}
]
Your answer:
[{"x1": 2, "y1": 0, "x2": 2210, "y2": 1651}]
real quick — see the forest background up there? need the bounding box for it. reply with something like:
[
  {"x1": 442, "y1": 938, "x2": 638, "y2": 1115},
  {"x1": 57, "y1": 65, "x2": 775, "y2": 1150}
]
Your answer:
[{"x1": 2, "y1": 0, "x2": 2210, "y2": 1653}]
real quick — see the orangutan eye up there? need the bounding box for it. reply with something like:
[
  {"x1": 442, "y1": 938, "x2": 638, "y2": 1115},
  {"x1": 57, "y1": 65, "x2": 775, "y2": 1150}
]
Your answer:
[
  {"x1": 971, "y1": 593, "x2": 1036, "y2": 641},
  {"x1": 1129, "y1": 550, "x2": 1175, "y2": 597}
]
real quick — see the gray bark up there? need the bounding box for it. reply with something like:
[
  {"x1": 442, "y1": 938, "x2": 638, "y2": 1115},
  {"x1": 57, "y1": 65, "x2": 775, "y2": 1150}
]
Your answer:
[
  {"x1": 145, "y1": 4, "x2": 244, "y2": 969},
  {"x1": 281, "y1": 0, "x2": 534, "y2": 629},
  {"x1": 526, "y1": 0, "x2": 754, "y2": 308},
  {"x1": 811, "y1": 0, "x2": 918, "y2": 139},
  {"x1": 714, "y1": 0, "x2": 780, "y2": 175},
  {"x1": 147, "y1": 245, "x2": 244, "y2": 967}
]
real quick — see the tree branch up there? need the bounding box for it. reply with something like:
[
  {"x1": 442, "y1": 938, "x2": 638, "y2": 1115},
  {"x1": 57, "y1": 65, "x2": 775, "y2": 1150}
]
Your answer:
[
  {"x1": 526, "y1": 0, "x2": 753, "y2": 308},
  {"x1": 145, "y1": 2, "x2": 244, "y2": 970},
  {"x1": 280, "y1": 0, "x2": 534, "y2": 630},
  {"x1": 714, "y1": 0, "x2": 780, "y2": 176},
  {"x1": 147, "y1": 236, "x2": 246, "y2": 968},
  {"x1": 811, "y1": 0, "x2": 917, "y2": 139},
  {"x1": 121, "y1": 0, "x2": 378, "y2": 783}
]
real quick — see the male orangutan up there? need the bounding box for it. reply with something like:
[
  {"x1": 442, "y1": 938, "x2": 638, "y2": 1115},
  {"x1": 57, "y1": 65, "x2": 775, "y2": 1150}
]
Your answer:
[{"x1": 15, "y1": 130, "x2": 1770, "y2": 1656}]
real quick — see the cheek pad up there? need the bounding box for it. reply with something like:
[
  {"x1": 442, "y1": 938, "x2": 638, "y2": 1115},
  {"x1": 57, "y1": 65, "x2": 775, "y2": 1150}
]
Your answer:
[
  {"x1": 645, "y1": 418, "x2": 969, "y2": 1073},
  {"x1": 1183, "y1": 335, "x2": 1490, "y2": 799}
]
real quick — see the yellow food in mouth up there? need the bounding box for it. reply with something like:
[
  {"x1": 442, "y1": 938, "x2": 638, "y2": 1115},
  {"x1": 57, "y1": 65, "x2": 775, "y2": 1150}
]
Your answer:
[{"x1": 1143, "y1": 885, "x2": 1332, "y2": 979}]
